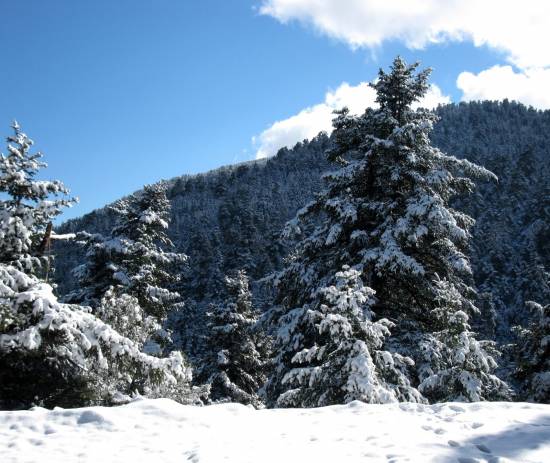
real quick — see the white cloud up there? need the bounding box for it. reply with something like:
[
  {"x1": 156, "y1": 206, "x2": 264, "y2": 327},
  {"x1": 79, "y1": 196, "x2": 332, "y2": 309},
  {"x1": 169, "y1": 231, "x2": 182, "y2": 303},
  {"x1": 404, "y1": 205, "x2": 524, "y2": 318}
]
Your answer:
[
  {"x1": 457, "y1": 65, "x2": 550, "y2": 109},
  {"x1": 259, "y1": 0, "x2": 550, "y2": 69},
  {"x1": 254, "y1": 82, "x2": 449, "y2": 159},
  {"x1": 418, "y1": 85, "x2": 451, "y2": 112},
  {"x1": 260, "y1": 1, "x2": 550, "y2": 116}
]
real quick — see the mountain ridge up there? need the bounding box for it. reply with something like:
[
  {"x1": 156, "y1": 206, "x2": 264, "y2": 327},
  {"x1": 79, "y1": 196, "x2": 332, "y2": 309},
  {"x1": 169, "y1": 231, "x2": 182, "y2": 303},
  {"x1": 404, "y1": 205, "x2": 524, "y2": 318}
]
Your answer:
[{"x1": 53, "y1": 100, "x2": 550, "y2": 382}]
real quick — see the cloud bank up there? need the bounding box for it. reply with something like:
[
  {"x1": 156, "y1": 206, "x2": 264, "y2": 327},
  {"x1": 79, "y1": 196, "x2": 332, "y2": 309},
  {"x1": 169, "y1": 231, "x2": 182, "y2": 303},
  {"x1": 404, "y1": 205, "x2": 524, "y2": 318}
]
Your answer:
[
  {"x1": 259, "y1": 0, "x2": 550, "y2": 69},
  {"x1": 258, "y1": 0, "x2": 550, "y2": 131},
  {"x1": 254, "y1": 82, "x2": 450, "y2": 159},
  {"x1": 457, "y1": 66, "x2": 550, "y2": 109}
]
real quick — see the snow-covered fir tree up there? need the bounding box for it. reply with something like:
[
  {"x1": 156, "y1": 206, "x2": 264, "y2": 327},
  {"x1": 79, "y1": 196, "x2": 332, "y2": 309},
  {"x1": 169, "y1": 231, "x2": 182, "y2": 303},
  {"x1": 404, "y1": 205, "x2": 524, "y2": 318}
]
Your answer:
[
  {"x1": 204, "y1": 270, "x2": 268, "y2": 407},
  {"x1": 514, "y1": 301, "x2": 549, "y2": 403},
  {"x1": 271, "y1": 265, "x2": 422, "y2": 407},
  {"x1": 0, "y1": 121, "x2": 75, "y2": 277},
  {"x1": 0, "y1": 264, "x2": 192, "y2": 409},
  {"x1": 0, "y1": 126, "x2": 192, "y2": 408},
  {"x1": 267, "y1": 57, "x2": 509, "y2": 407},
  {"x1": 107, "y1": 182, "x2": 187, "y2": 319},
  {"x1": 69, "y1": 183, "x2": 186, "y2": 317}
]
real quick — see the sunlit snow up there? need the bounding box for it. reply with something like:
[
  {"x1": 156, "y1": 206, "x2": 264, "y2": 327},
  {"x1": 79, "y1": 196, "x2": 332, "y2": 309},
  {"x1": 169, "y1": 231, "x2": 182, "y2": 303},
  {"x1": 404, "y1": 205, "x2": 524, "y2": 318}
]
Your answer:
[{"x1": 1, "y1": 399, "x2": 549, "y2": 463}]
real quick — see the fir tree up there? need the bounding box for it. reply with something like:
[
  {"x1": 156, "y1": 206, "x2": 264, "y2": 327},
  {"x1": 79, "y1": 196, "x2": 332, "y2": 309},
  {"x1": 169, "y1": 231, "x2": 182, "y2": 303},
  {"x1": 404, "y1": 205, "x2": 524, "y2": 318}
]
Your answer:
[
  {"x1": 0, "y1": 125, "x2": 192, "y2": 408},
  {"x1": 109, "y1": 182, "x2": 186, "y2": 319},
  {"x1": 0, "y1": 122, "x2": 75, "y2": 276},
  {"x1": 0, "y1": 264, "x2": 192, "y2": 409},
  {"x1": 69, "y1": 183, "x2": 187, "y2": 321},
  {"x1": 267, "y1": 57, "x2": 509, "y2": 407},
  {"x1": 204, "y1": 270, "x2": 268, "y2": 407},
  {"x1": 62, "y1": 183, "x2": 197, "y2": 401},
  {"x1": 273, "y1": 265, "x2": 420, "y2": 407},
  {"x1": 514, "y1": 301, "x2": 550, "y2": 403},
  {"x1": 65, "y1": 230, "x2": 122, "y2": 307}
]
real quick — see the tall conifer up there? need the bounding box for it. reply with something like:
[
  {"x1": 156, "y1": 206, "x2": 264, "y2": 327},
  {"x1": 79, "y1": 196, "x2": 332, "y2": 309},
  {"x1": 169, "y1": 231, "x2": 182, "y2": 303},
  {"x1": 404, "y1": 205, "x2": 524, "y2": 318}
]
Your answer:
[{"x1": 268, "y1": 58, "x2": 509, "y2": 406}]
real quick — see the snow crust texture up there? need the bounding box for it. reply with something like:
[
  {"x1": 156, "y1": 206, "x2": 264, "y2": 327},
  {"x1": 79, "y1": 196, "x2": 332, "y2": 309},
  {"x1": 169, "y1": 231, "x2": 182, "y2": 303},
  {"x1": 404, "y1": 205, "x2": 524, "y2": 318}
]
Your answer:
[{"x1": 1, "y1": 399, "x2": 549, "y2": 463}]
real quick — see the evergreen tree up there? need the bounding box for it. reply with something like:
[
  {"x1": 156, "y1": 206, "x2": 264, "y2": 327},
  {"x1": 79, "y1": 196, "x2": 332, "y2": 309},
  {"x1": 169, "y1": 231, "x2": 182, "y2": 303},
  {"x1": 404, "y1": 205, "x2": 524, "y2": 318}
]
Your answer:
[
  {"x1": 271, "y1": 265, "x2": 420, "y2": 407},
  {"x1": 267, "y1": 57, "x2": 509, "y2": 407},
  {"x1": 0, "y1": 121, "x2": 75, "y2": 276},
  {"x1": 0, "y1": 264, "x2": 192, "y2": 409},
  {"x1": 66, "y1": 230, "x2": 118, "y2": 306},
  {"x1": 204, "y1": 270, "x2": 268, "y2": 407},
  {"x1": 0, "y1": 125, "x2": 192, "y2": 408},
  {"x1": 514, "y1": 301, "x2": 550, "y2": 403},
  {"x1": 109, "y1": 182, "x2": 186, "y2": 319},
  {"x1": 69, "y1": 183, "x2": 187, "y2": 320}
]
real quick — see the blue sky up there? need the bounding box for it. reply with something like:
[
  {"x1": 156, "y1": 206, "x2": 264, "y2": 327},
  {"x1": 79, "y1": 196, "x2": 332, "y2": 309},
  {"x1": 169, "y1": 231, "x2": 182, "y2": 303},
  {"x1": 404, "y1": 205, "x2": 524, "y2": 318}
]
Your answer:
[{"x1": 0, "y1": 0, "x2": 547, "y2": 221}]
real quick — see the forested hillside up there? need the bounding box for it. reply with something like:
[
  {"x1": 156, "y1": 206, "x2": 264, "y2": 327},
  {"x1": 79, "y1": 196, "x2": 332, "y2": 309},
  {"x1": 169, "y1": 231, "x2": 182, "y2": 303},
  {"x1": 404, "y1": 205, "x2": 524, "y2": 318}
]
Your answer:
[
  {"x1": 54, "y1": 100, "x2": 549, "y2": 388},
  {"x1": 433, "y1": 102, "x2": 550, "y2": 340}
]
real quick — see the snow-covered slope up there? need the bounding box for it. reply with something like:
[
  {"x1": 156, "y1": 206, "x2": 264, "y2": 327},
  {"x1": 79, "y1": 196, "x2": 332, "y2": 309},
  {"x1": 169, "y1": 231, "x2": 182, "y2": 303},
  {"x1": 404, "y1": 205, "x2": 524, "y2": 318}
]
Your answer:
[{"x1": 2, "y1": 399, "x2": 549, "y2": 463}]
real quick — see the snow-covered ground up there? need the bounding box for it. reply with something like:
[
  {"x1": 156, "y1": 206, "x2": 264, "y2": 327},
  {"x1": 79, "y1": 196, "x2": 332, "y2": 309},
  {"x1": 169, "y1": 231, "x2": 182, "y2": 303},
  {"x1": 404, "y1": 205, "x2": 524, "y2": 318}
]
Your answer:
[{"x1": 1, "y1": 399, "x2": 549, "y2": 463}]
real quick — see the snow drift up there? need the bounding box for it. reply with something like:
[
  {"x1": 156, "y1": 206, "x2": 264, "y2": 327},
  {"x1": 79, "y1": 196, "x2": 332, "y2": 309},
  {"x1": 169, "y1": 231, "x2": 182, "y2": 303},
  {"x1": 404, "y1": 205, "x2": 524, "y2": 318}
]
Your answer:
[{"x1": 1, "y1": 399, "x2": 549, "y2": 462}]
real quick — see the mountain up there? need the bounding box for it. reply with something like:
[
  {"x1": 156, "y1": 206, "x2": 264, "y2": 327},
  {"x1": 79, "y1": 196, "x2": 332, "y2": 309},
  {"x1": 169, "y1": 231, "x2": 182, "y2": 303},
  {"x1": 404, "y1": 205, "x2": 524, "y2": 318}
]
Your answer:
[{"x1": 54, "y1": 100, "x2": 550, "y2": 383}]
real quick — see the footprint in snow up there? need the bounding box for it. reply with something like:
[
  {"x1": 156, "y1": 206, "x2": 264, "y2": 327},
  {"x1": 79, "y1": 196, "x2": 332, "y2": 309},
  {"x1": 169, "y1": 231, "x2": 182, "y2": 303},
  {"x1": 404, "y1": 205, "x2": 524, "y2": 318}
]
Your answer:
[
  {"x1": 475, "y1": 443, "x2": 492, "y2": 454},
  {"x1": 28, "y1": 438, "x2": 44, "y2": 446},
  {"x1": 449, "y1": 405, "x2": 466, "y2": 413},
  {"x1": 184, "y1": 450, "x2": 200, "y2": 463},
  {"x1": 386, "y1": 453, "x2": 407, "y2": 460},
  {"x1": 77, "y1": 410, "x2": 109, "y2": 426},
  {"x1": 448, "y1": 440, "x2": 460, "y2": 448},
  {"x1": 471, "y1": 422, "x2": 484, "y2": 429}
]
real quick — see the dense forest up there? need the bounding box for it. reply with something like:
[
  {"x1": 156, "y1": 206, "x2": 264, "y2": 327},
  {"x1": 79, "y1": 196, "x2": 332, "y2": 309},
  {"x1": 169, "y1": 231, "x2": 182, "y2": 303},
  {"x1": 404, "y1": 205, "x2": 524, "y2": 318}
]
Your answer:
[
  {"x1": 54, "y1": 99, "x2": 549, "y2": 393},
  {"x1": 2, "y1": 59, "x2": 548, "y2": 409}
]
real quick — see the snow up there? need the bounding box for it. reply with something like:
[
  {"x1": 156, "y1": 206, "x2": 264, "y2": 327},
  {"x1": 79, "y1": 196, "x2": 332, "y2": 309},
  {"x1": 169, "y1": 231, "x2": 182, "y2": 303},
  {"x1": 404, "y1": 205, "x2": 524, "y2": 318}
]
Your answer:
[
  {"x1": 1, "y1": 399, "x2": 548, "y2": 463},
  {"x1": 49, "y1": 232, "x2": 76, "y2": 241}
]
